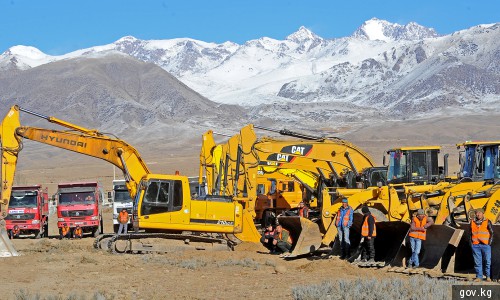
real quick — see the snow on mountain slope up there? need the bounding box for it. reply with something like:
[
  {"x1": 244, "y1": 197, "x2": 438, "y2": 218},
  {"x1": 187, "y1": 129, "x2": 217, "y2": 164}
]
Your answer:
[{"x1": 1, "y1": 19, "x2": 499, "y2": 121}]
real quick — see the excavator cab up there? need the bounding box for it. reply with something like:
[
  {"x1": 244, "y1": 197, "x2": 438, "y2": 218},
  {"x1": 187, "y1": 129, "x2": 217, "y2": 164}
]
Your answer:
[{"x1": 385, "y1": 147, "x2": 445, "y2": 185}]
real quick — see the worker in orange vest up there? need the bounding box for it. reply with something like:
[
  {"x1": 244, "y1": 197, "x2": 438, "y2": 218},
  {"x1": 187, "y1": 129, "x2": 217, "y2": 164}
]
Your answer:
[
  {"x1": 9, "y1": 225, "x2": 21, "y2": 239},
  {"x1": 360, "y1": 206, "x2": 376, "y2": 262},
  {"x1": 470, "y1": 208, "x2": 493, "y2": 282},
  {"x1": 260, "y1": 224, "x2": 276, "y2": 253},
  {"x1": 60, "y1": 223, "x2": 71, "y2": 240},
  {"x1": 117, "y1": 208, "x2": 130, "y2": 234},
  {"x1": 408, "y1": 209, "x2": 434, "y2": 268},
  {"x1": 73, "y1": 225, "x2": 83, "y2": 239},
  {"x1": 273, "y1": 224, "x2": 292, "y2": 256},
  {"x1": 335, "y1": 198, "x2": 353, "y2": 259},
  {"x1": 298, "y1": 201, "x2": 309, "y2": 218}
]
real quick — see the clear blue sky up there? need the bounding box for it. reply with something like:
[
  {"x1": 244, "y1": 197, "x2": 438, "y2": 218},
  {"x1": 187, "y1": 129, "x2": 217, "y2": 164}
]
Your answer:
[{"x1": 1, "y1": 0, "x2": 498, "y2": 55}]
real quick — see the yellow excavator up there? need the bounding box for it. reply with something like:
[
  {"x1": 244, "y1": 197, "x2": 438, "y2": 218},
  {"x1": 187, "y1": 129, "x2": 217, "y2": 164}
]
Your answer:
[{"x1": 0, "y1": 105, "x2": 267, "y2": 256}]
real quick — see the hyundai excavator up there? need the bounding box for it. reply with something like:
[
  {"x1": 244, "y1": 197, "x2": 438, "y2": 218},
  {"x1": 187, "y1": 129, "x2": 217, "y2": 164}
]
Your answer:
[{"x1": 0, "y1": 105, "x2": 267, "y2": 256}]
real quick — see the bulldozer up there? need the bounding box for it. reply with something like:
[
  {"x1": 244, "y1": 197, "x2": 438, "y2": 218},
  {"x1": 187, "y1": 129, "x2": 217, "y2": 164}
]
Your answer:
[{"x1": 0, "y1": 106, "x2": 272, "y2": 256}]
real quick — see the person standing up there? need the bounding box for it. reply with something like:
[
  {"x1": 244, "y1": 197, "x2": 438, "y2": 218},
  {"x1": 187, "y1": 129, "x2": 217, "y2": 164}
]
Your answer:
[
  {"x1": 408, "y1": 209, "x2": 434, "y2": 268},
  {"x1": 470, "y1": 208, "x2": 493, "y2": 282},
  {"x1": 335, "y1": 198, "x2": 353, "y2": 259},
  {"x1": 360, "y1": 206, "x2": 376, "y2": 262},
  {"x1": 117, "y1": 208, "x2": 129, "y2": 234},
  {"x1": 298, "y1": 201, "x2": 309, "y2": 218}
]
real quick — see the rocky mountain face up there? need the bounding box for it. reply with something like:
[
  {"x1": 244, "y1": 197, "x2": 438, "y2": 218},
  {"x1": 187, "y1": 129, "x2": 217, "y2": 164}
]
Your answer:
[
  {"x1": 0, "y1": 54, "x2": 244, "y2": 144},
  {"x1": 1, "y1": 18, "x2": 499, "y2": 133}
]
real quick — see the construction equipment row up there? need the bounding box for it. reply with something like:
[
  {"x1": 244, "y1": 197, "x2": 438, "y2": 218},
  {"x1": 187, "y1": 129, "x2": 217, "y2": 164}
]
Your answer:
[{"x1": 0, "y1": 105, "x2": 498, "y2": 280}]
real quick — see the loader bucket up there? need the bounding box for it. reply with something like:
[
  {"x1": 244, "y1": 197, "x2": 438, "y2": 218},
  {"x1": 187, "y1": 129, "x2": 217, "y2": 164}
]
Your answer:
[
  {"x1": 0, "y1": 226, "x2": 19, "y2": 257},
  {"x1": 346, "y1": 221, "x2": 410, "y2": 264},
  {"x1": 453, "y1": 223, "x2": 500, "y2": 279},
  {"x1": 277, "y1": 216, "x2": 322, "y2": 257},
  {"x1": 391, "y1": 225, "x2": 461, "y2": 270}
]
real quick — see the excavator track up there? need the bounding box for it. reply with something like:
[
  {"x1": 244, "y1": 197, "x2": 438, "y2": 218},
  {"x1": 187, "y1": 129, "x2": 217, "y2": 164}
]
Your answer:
[
  {"x1": 106, "y1": 233, "x2": 235, "y2": 254},
  {"x1": 93, "y1": 233, "x2": 116, "y2": 250}
]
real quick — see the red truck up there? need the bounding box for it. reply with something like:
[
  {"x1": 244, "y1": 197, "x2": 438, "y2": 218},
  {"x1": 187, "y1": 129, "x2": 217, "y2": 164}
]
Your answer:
[
  {"x1": 6, "y1": 185, "x2": 49, "y2": 238},
  {"x1": 56, "y1": 182, "x2": 104, "y2": 237}
]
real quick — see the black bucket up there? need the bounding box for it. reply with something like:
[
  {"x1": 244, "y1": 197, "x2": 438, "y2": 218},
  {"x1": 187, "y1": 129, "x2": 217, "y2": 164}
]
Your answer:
[{"x1": 391, "y1": 225, "x2": 462, "y2": 270}]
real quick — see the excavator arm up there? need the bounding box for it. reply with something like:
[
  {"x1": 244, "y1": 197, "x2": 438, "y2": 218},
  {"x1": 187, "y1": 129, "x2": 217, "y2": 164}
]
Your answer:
[{"x1": 0, "y1": 105, "x2": 150, "y2": 256}]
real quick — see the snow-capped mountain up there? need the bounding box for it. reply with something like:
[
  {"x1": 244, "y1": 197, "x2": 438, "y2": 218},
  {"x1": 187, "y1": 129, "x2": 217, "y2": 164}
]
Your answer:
[{"x1": 1, "y1": 18, "x2": 499, "y2": 124}]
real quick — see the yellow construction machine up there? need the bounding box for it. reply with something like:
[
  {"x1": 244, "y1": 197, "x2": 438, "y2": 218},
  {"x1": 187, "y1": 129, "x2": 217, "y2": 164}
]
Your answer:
[{"x1": 0, "y1": 105, "x2": 268, "y2": 255}]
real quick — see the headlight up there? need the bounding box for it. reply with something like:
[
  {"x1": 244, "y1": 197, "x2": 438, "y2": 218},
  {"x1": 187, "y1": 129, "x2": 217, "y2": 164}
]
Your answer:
[
  {"x1": 90, "y1": 216, "x2": 99, "y2": 220},
  {"x1": 57, "y1": 218, "x2": 65, "y2": 222},
  {"x1": 31, "y1": 220, "x2": 40, "y2": 224}
]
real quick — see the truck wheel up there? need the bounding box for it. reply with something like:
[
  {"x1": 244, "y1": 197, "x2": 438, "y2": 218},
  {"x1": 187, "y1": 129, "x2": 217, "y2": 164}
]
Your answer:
[{"x1": 113, "y1": 224, "x2": 119, "y2": 233}]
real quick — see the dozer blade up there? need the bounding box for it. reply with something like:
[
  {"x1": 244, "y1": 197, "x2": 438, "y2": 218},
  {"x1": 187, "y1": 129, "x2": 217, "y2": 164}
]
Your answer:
[
  {"x1": 348, "y1": 221, "x2": 410, "y2": 264},
  {"x1": 453, "y1": 223, "x2": 500, "y2": 280},
  {"x1": 278, "y1": 216, "x2": 322, "y2": 258},
  {"x1": 391, "y1": 225, "x2": 461, "y2": 270},
  {"x1": 0, "y1": 227, "x2": 19, "y2": 257}
]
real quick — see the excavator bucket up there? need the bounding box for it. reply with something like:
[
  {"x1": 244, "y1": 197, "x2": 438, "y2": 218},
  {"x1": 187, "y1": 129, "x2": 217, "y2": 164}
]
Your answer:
[
  {"x1": 0, "y1": 226, "x2": 19, "y2": 257},
  {"x1": 278, "y1": 216, "x2": 322, "y2": 257},
  {"x1": 453, "y1": 223, "x2": 500, "y2": 280},
  {"x1": 391, "y1": 225, "x2": 462, "y2": 270}
]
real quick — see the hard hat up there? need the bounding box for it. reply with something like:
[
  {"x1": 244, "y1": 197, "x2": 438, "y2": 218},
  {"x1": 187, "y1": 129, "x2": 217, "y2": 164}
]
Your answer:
[
  {"x1": 361, "y1": 206, "x2": 370, "y2": 214},
  {"x1": 342, "y1": 198, "x2": 348, "y2": 203},
  {"x1": 417, "y1": 209, "x2": 425, "y2": 215}
]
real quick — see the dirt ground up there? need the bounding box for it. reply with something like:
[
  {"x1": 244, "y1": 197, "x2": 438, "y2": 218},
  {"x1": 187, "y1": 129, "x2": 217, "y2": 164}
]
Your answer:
[{"x1": 0, "y1": 210, "x2": 415, "y2": 300}]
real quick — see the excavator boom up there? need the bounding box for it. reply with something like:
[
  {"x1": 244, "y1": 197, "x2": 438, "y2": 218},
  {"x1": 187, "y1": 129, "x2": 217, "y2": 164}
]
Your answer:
[{"x1": 0, "y1": 105, "x2": 151, "y2": 256}]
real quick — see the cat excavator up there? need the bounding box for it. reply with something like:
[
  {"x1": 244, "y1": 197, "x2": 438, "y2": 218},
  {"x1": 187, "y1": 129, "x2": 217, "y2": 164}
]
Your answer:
[{"x1": 0, "y1": 105, "x2": 266, "y2": 256}]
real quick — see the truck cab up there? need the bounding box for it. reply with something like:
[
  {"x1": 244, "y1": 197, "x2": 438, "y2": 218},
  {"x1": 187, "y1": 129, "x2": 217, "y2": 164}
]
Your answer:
[
  {"x1": 56, "y1": 182, "x2": 104, "y2": 237},
  {"x1": 112, "y1": 179, "x2": 133, "y2": 233},
  {"x1": 6, "y1": 185, "x2": 49, "y2": 238}
]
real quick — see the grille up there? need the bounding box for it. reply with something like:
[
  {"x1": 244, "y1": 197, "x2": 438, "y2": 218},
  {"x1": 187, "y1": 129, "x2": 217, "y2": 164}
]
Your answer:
[
  {"x1": 5, "y1": 213, "x2": 35, "y2": 220},
  {"x1": 60, "y1": 210, "x2": 94, "y2": 217}
]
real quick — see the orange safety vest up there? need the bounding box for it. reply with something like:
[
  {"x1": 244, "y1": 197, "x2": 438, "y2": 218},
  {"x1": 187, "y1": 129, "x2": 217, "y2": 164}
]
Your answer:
[
  {"x1": 335, "y1": 207, "x2": 352, "y2": 227},
  {"x1": 471, "y1": 219, "x2": 490, "y2": 245},
  {"x1": 409, "y1": 216, "x2": 427, "y2": 240},
  {"x1": 299, "y1": 207, "x2": 308, "y2": 217},
  {"x1": 278, "y1": 229, "x2": 293, "y2": 244},
  {"x1": 74, "y1": 227, "x2": 83, "y2": 236},
  {"x1": 62, "y1": 226, "x2": 70, "y2": 236},
  {"x1": 119, "y1": 211, "x2": 129, "y2": 224},
  {"x1": 361, "y1": 215, "x2": 377, "y2": 237}
]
